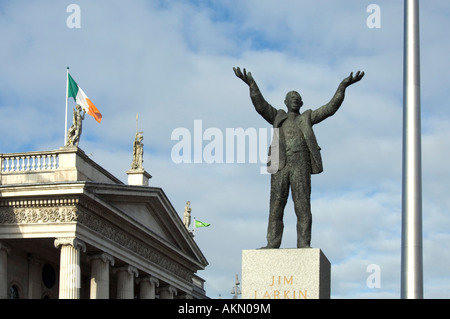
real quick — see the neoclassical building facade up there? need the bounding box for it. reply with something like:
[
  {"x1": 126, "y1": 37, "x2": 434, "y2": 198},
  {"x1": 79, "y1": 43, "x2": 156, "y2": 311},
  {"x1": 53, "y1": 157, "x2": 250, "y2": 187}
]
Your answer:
[{"x1": 0, "y1": 147, "x2": 208, "y2": 299}]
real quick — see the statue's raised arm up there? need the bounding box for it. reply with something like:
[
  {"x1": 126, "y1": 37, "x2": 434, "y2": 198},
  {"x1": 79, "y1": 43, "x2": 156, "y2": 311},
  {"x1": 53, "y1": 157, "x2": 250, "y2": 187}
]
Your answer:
[
  {"x1": 233, "y1": 67, "x2": 255, "y2": 86},
  {"x1": 233, "y1": 67, "x2": 278, "y2": 125},
  {"x1": 311, "y1": 71, "x2": 365, "y2": 125},
  {"x1": 341, "y1": 71, "x2": 365, "y2": 88}
]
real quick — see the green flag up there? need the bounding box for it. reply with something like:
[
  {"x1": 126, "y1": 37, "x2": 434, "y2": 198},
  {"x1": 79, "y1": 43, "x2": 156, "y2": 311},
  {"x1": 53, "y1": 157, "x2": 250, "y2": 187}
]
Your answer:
[{"x1": 195, "y1": 220, "x2": 210, "y2": 228}]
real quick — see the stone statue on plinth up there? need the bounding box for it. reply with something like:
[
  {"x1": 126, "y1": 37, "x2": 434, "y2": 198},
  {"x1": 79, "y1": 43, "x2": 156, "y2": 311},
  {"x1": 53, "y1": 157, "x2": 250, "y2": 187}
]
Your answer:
[
  {"x1": 183, "y1": 201, "x2": 192, "y2": 230},
  {"x1": 131, "y1": 131, "x2": 144, "y2": 170},
  {"x1": 126, "y1": 115, "x2": 152, "y2": 186},
  {"x1": 66, "y1": 104, "x2": 85, "y2": 147},
  {"x1": 233, "y1": 67, "x2": 364, "y2": 249}
]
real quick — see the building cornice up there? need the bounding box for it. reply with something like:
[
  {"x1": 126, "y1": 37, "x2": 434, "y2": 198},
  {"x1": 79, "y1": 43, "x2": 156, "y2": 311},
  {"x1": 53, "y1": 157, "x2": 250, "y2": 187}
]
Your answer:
[{"x1": 0, "y1": 194, "x2": 195, "y2": 283}]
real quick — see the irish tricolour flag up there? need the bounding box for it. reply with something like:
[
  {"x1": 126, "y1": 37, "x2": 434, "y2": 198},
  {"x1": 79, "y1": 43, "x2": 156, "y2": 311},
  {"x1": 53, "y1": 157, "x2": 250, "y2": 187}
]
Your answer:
[{"x1": 67, "y1": 72, "x2": 102, "y2": 123}]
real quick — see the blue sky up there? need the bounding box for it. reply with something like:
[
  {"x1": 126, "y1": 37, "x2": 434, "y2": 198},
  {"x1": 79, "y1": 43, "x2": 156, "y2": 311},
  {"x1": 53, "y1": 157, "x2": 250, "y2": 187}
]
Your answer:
[{"x1": 1, "y1": 0, "x2": 450, "y2": 299}]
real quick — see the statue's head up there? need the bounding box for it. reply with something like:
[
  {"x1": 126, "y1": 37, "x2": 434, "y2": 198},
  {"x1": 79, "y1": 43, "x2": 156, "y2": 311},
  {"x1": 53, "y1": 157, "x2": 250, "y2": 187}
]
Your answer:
[{"x1": 284, "y1": 91, "x2": 303, "y2": 113}]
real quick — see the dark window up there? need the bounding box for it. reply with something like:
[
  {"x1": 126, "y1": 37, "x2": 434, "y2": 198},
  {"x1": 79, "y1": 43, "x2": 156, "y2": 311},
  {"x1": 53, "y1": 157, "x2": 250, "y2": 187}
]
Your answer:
[
  {"x1": 42, "y1": 263, "x2": 56, "y2": 289},
  {"x1": 9, "y1": 285, "x2": 19, "y2": 299}
]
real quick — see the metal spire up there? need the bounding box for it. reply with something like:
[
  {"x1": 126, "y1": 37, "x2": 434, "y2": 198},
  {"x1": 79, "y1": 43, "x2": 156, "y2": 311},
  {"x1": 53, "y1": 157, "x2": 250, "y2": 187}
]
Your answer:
[
  {"x1": 401, "y1": 0, "x2": 423, "y2": 299},
  {"x1": 231, "y1": 274, "x2": 241, "y2": 299}
]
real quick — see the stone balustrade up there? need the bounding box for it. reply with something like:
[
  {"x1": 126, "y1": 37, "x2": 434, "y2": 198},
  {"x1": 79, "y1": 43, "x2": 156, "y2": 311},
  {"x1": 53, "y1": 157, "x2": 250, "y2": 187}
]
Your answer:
[
  {"x1": 0, "y1": 148, "x2": 123, "y2": 185},
  {"x1": 1, "y1": 152, "x2": 59, "y2": 172}
]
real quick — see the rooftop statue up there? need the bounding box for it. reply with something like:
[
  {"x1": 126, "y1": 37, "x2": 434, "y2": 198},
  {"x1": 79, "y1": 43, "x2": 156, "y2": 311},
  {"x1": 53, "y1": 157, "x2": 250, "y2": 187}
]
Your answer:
[
  {"x1": 183, "y1": 201, "x2": 192, "y2": 230},
  {"x1": 66, "y1": 104, "x2": 85, "y2": 147},
  {"x1": 131, "y1": 131, "x2": 144, "y2": 170}
]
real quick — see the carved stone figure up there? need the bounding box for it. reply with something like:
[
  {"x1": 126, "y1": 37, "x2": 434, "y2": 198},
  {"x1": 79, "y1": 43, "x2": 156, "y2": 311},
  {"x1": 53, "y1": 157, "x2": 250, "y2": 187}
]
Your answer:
[
  {"x1": 233, "y1": 67, "x2": 364, "y2": 249},
  {"x1": 183, "y1": 201, "x2": 192, "y2": 229},
  {"x1": 66, "y1": 104, "x2": 85, "y2": 147},
  {"x1": 131, "y1": 132, "x2": 144, "y2": 170}
]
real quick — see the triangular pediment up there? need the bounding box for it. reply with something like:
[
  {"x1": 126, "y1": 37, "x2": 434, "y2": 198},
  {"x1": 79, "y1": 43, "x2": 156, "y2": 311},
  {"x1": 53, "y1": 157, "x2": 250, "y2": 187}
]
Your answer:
[
  {"x1": 113, "y1": 202, "x2": 173, "y2": 242},
  {"x1": 85, "y1": 183, "x2": 207, "y2": 270}
]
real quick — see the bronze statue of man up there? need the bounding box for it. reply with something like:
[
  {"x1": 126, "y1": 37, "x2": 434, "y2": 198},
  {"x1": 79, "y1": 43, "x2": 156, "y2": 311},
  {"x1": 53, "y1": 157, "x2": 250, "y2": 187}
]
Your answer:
[{"x1": 233, "y1": 67, "x2": 364, "y2": 248}]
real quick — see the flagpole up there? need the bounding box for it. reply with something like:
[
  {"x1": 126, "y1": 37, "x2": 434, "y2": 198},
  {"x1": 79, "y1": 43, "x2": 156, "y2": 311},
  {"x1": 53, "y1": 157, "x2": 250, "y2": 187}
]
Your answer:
[
  {"x1": 64, "y1": 67, "x2": 69, "y2": 145},
  {"x1": 193, "y1": 217, "x2": 196, "y2": 238},
  {"x1": 401, "y1": 0, "x2": 423, "y2": 299}
]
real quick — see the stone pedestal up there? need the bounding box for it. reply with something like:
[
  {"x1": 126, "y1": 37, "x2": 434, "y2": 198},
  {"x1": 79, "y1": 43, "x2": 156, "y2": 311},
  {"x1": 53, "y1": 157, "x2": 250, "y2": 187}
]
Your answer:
[
  {"x1": 126, "y1": 169, "x2": 152, "y2": 186},
  {"x1": 242, "y1": 248, "x2": 330, "y2": 299}
]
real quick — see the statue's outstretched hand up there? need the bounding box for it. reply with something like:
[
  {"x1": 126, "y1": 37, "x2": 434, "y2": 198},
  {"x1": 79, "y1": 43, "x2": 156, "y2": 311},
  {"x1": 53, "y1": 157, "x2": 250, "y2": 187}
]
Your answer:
[
  {"x1": 341, "y1": 71, "x2": 365, "y2": 87},
  {"x1": 233, "y1": 67, "x2": 254, "y2": 86}
]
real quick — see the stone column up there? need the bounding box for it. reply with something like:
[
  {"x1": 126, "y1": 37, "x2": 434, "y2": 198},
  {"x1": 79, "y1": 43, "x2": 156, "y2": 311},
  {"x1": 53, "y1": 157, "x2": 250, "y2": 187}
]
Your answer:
[
  {"x1": 89, "y1": 253, "x2": 114, "y2": 299},
  {"x1": 115, "y1": 265, "x2": 138, "y2": 299},
  {"x1": 54, "y1": 237, "x2": 86, "y2": 299},
  {"x1": 159, "y1": 285, "x2": 177, "y2": 299},
  {"x1": 0, "y1": 242, "x2": 11, "y2": 299},
  {"x1": 137, "y1": 276, "x2": 159, "y2": 299},
  {"x1": 27, "y1": 255, "x2": 43, "y2": 299}
]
